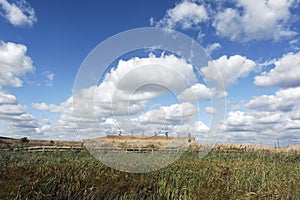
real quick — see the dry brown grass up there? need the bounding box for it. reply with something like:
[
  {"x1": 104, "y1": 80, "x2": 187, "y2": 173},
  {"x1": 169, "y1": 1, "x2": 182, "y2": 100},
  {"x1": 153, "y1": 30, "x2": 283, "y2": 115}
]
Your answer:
[
  {"x1": 84, "y1": 135, "x2": 194, "y2": 149},
  {"x1": 2, "y1": 136, "x2": 299, "y2": 153},
  {"x1": 213, "y1": 143, "x2": 300, "y2": 153},
  {"x1": 0, "y1": 136, "x2": 83, "y2": 148}
]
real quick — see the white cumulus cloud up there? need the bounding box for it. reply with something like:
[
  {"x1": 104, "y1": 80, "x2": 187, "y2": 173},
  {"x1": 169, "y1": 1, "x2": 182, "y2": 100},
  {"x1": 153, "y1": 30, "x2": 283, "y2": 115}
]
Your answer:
[
  {"x1": 153, "y1": 1, "x2": 208, "y2": 29},
  {"x1": 0, "y1": 41, "x2": 39, "y2": 138},
  {"x1": 0, "y1": 90, "x2": 39, "y2": 138},
  {"x1": 246, "y1": 87, "x2": 300, "y2": 112},
  {"x1": 0, "y1": 41, "x2": 35, "y2": 87},
  {"x1": 32, "y1": 102, "x2": 62, "y2": 113},
  {"x1": 138, "y1": 102, "x2": 197, "y2": 126},
  {"x1": 224, "y1": 108, "x2": 300, "y2": 145},
  {"x1": 201, "y1": 55, "x2": 256, "y2": 88},
  {"x1": 254, "y1": 51, "x2": 300, "y2": 88},
  {"x1": 178, "y1": 83, "x2": 213, "y2": 102},
  {"x1": 0, "y1": 0, "x2": 37, "y2": 27},
  {"x1": 0, "y1": 91, "x2": 16, "y2": 104},
  {"x1": 33, "y1": 54, "x2": 204, "y2": 139},
  {"x1": 206, "y1": 43, "x2": 221, "y2": 55},
  {"x1": 213, "y1": 0, "x2": 297, "y2": 41},
  {"x1": 224, "y1": 86, "x2": 300, "y2": 145},
  {"x1": 205, "y1": 106, "x2": 216, "y2": 114}
]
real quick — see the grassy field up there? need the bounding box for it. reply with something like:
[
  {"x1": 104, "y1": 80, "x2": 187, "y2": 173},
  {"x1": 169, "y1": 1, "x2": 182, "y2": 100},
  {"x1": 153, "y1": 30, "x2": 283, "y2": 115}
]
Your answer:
[{"x1": 0, "y1": 148, "x2": 299, "y2": 199}]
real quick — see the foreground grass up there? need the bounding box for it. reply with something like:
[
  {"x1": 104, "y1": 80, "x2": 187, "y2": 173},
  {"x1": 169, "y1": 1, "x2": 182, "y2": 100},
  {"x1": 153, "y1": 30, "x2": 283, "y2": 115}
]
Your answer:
[{"x1": 0, "y1": 149, "x2": 299, "y2": 199}]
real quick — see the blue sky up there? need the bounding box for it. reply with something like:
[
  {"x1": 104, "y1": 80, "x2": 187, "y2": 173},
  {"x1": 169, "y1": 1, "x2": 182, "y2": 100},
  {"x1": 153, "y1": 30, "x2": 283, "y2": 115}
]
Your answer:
[{"x1": 0, "y1": 0, "x2": 300, "y2": 146}]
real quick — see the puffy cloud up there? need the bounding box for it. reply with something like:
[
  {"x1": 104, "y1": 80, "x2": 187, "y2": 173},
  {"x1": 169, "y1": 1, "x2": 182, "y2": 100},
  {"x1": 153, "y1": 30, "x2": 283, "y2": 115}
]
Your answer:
[
  {"x1": 246, "y1": 87, "x2": 300, "y2": 112},
  {"x1": 201, "y1": 55, "x2": 256, "y2": 88},
  {"x1": 0, "y1": 41, "x2": 39, "y2": 138},
  {"x1": 153, "y1": 0, "x2": 298, "y2": 42},
  {"x1": 254, "y1": 52, "x2": 300, "y2": 88},
  {"x1": 284, "y1": 119, "x2": 300, "y2": 130},
  {"x1": 217, "y1": 90, "x2": 228, "y2": 98},
  {"x1": 34, "y1": 95, "x2": 102, "y2": 140},
  {"x1": 224, "y1": 108, "x2": 300, "y2": 145},
  {"x1": 0, "y1": 90, "x2": 39, "y2": 138},
  {"x1": 194, "y1": 121, "x2": 209, "y2": 132},
  {"x1": 179, "y1": 121, "x2": 209, "y2": 137},
  {"x1": 0, "y1": 103, "x2": 26, "y2": 115},
  {"x1": 35, "y1": 53, "x2": 196, "y2": 117},
  {"x1": 224, "y1": 85, "x2": 300, "y2": 145},
  {"x1": 153, "y1": 1, "x2": 208, "y2": 29},
  {"x1": 289, "y1": 39, "x2": 300, "y2": 51},
  {"x1": 206, "y1": 43, "x2": 221, "y2": 55},
  {"x1": 36, "y1": 99, "x2": 200, "y2": 139},
  {"x1": 128, "y1": 102, "x2": 207, "y2": 137},
  {"x1": 213, "y1": 0, "x2": 297, "y2": 41},
  {"x1": 226, "y1": 111, "x2": 254, "y2": 128},
  {"x1": 226, "y1": 110, "x2": 285, "y2": 133},
  {"x1": 0, "y1": 41, "x2": 35, "y2": 87},
  {"x1": 138, "y1": 102, "x2": 197, "y2": 126},
  {"x1": 289, "y1": 107, "x2": 300, "y2": 120},
  {"x1": 33, "y1": 54, "x2": 203, "y2": 139},
  {"x1": 213, "y1": 8, "x2": 242, "y2": 41},
  {"x1": 205, "y1": 106, "x2": 216, "y2": 114},
  {"x1": 0, "y1": 0, "x2": 37, "y2": 27},
  {"x1": 93, "y1": 54, "x2": 197, "y2": 116},
  {"x1": 43, "y1": 71, "x2": 55, "y2": 87},
  {"x1": 32, "y1": 102, "x2": 62, "y2": 113},
  {"x1": 0, "y1": 91, "x2": 16, "y2": 104},
  {"x1": 178, "y1": 83, "x2": 212, "y2": 102}
]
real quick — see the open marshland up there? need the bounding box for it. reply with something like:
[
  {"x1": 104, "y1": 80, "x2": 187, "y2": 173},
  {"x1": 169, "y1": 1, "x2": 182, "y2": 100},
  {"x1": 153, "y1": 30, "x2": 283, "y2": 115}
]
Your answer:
[{"x1": 1, "y1": 146, "x2": 299, "y2": 199}]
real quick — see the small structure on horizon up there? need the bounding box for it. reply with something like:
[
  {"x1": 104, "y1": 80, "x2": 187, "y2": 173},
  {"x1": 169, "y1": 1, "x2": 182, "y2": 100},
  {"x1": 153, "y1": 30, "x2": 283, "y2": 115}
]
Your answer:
[{"x1": 84, "y1": 133, "x2": 196, "y2": 149}]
